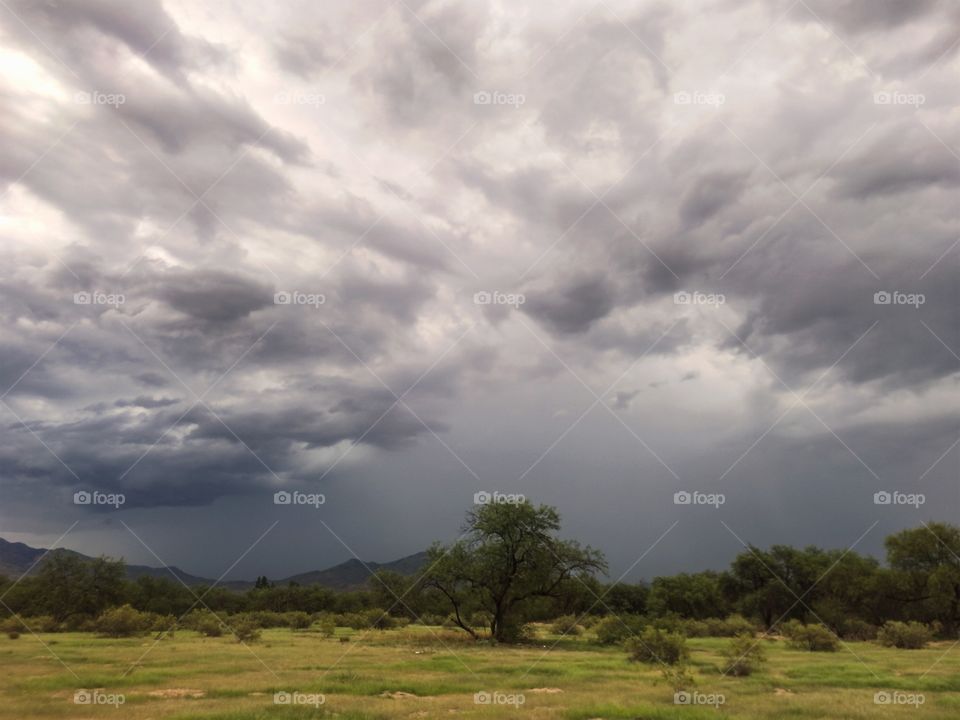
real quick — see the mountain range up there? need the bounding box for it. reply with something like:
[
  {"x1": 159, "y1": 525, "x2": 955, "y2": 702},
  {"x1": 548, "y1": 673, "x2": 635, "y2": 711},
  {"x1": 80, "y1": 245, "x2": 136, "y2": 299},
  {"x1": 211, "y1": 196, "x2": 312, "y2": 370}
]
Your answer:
[{"x1": 0, "y1": 537, "x2": 428, "y2": 591}]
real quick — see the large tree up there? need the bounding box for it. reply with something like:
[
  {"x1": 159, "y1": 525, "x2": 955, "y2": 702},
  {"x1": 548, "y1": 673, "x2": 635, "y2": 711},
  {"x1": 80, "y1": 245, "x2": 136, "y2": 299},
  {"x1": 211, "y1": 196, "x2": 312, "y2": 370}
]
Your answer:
[
  {"x1": 422, "y1": 501, "x2": 606, "y2": 642},
  {"x1": 885, "y1": 522, "x2": 960, "y2": 634}
]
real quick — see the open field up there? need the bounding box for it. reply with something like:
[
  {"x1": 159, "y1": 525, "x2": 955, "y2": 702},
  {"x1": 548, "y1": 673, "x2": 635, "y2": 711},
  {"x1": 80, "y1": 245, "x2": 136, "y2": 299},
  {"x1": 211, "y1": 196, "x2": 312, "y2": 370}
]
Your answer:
[{"x1": 1, "y1": 625, "x2": 957, "y2": 719}]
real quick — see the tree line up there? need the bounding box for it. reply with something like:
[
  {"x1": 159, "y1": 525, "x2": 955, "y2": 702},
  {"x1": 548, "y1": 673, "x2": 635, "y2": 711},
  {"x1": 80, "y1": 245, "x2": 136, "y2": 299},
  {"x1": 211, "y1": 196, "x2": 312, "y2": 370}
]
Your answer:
[{"x1": 1, "y1": 501, "x2": 958, "y2": 643}]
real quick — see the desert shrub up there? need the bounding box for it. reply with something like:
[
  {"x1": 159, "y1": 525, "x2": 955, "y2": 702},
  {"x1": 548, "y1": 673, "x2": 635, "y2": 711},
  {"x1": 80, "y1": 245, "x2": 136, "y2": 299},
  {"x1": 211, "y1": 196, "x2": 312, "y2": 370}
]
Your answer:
[
  {"x1": 22, "y1": 616, "x2": 60, "y2": 633},
  {"x1": 0, "y1": 617, "x2": 22, "y2": 634},
  {"x1": 151, "y1": 614, "x2": 177, "y2": 633},
  {"x1": 550, "y1": 615, "x2": 584, "y2": 636},
  {"x1": 781, "y1": 621, "x2": 839, "y2": 651},
  {"x1": 416, "y1": 613, "x2": 446, "y2": 626},
  {"x1": 246, "y1": 611, "x2": 285, "y2": 628},
  {"x1": 232, "y1": 617, "x2": 262, "y2": 643},
  {"x1": 722, "y1": 633, "x2": 766, "y2": 676},
  {"x1": 317, "y1": 615, "x2": 336, "y2": 638},
  {"x1": 94, "y1": 605, "x2": 154, "y2": 638},
  {"x1": 579, "y1": 614, "x2": 601, "y2": 629},
  {"x1": 877, "y1": 621, "x2": 932, "y2": 649},
  {"x1": 470, "y1": 611, "x2": 493, "y2": 629},
  {"x1": 625, "y1": 627, "x2": 689, "y2": 665},
  {"x1": 393, "y1": 616, "x2": 411, "y2": 629},
  {"x1": 184, "y1": 610, "x2": 224, "y2": 637},
  {"x1": 342, "y1": 612, "x2": 372, "y2": 630},
  {"x1": 841, "y1": 619, "x2": 878, "y2": 641},
  {"x1": 595, "y1": 615, "x2": 645, "y2": 645},
  {"x1": 6, "y1": 631, "x2": 19, "y2": 639},
  {"x1": 680, "y1": 619, "x2": 709, "y2": 637},
  {"x1": 363, "y1": 609, "x2": 395, "y2": 630},
  {"x1": 715, "y1": 615, "x2": 756, "y2": 637},
  {"x1": 285, "y1": 612, "x2": 312, "y2": 630},
  {"x1": 660, "y1": 663, "x2": 696, "y2": 692}
]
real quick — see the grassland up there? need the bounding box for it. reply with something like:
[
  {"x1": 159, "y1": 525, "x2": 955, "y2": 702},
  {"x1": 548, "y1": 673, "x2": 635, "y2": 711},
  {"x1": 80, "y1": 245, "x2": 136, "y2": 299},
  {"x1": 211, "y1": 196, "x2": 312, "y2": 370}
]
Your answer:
[{"x1": 1, "y1": 624, "x2": 957, "y2": 719}]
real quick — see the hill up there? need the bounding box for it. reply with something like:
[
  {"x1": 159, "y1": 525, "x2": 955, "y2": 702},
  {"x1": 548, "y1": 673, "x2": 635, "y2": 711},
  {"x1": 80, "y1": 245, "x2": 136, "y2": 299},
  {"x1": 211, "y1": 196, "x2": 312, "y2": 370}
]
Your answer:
[{"x1": 0, "y1": 537, "x2": 427, "y2": 590}]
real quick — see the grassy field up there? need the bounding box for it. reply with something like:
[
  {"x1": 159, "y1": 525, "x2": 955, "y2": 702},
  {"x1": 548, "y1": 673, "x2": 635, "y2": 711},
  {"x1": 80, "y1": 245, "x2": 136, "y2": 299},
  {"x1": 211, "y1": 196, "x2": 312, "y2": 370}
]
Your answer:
[{"x1": 1, "y1": 624, "x2": 957, "y2": 719}]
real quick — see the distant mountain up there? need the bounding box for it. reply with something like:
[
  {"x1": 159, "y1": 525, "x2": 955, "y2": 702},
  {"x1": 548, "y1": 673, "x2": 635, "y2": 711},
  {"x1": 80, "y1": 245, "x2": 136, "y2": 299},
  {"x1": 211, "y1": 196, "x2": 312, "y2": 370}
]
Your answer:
[{"x1": 0, "y1": 537, "x2": 427, "y2": 591}]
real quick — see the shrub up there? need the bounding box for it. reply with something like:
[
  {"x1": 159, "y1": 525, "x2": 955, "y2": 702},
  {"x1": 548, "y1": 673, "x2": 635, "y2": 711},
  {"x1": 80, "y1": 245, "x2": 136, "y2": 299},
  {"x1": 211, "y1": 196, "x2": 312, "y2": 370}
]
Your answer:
[
  {"x1": 660, "y1": 663, "x2": 696, "y2": 692},
  {"x1": 680, "y1": 619, "x2": 709, "y2": 637},
  {"x1": 877, "y1": 621, "x2": 932, "y2": 649},
  {"x1": 151, "y1": 614, "x2": 177, "y2": 634},
  {"x1": 841, "y1": 619, "x2": 878, "y2": 641},
  {"x1": 318, "y1": 615, "x2": 336, "y2": 638},
  {"x1": 625, "y1": 627, "x2": 689, "y2": 665},
  {"x1": 550, "y1": 615, "x2": 583, "y2": 636},
  {"x1": 595, "y1": 615, "x2": 645, "y2": 645},
  {"x1": 94, "y1": 605, "x2": 154, "y2": 638},
  {"x1": 6, "y1": 631, "x2": 19, "y2": 639},
  {"x1": 715, "y1": 615, "x2": 756, "y2": 637},
  {"x1": 0, "y1": 617, "x2": 21, "y2": 635},
  {"x1": 782, "y1": 621, "x2": 839, "y2": 651},
  {"x1": 23, "y1": 616, "x2": 59, "y2": 633},
  {"x1": 286, "y1": 612, "x2": 312, "y2": 630},
  {"x1": 722, "y1": 633, "x2": 765, "y2": 676},
  {"x1": 232, "y1": 617, "x2": 262, "y2": 643},
  {"x1": 366, "y1": 609, "x2": 395, "y2": 630},
  {"x1": 184, "y1": 610, "x2": 224, "y2": 637}
]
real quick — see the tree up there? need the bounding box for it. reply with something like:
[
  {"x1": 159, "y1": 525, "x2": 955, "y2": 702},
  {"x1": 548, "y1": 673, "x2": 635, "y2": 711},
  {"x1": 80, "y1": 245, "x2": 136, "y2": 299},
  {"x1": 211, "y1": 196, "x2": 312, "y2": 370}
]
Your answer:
[
  {"x1": 647, "y1": 571, "x2": 728, "y2": 619},
  {"x1": 885, "y1": 522, "x2": 960, "y2": 634},
  {"x1": 422, "y1": 501, "x2": 606, "y2": 642},
  {"x1": 33, "y1": 554, "x2": 125, "y2": 622}
]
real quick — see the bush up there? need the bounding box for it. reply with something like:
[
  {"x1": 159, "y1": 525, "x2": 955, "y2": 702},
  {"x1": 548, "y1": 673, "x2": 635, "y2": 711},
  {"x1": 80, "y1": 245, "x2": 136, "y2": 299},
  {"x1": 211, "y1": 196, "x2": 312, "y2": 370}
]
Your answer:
[
  {"x1": 680, "y1": 619, "x2": 709, "y2": 637},
  {"x1": 6, "y1": 631, "x2": 19, "y2": 639},
  {"x1": 285, "y1": 612, "x2": 312, "y2": 630},
  {"x1": 839, "y1": 618, "x2": 878, "y2": 641},
  {"x1": 722, "y1": 633, "x2": 765, "y2": 676},
  {"x1": 231, "y1": 617, "x2": 261, "y2": 643},
  {"x1": 550, "y1": 615, "x2": 583, "y2": 636},
  {"x1": 184, "y1": 610, "x2": 224, "y2": 637},
  {"x1": 713, "y1": 615, "x2": 756, "y2": 637},
  {"x1": 595, "y1": 615, "x2": 645, "y2": 645},
  {"x1": 22, "y1": 616, "x2": 59, "y2": 633},
  {"x1": 366, "y1": 609, "x2": 395, "y2": 630},
  {"x1": 625, "y1": 627, "x2": 689, "y2": 665},
  {"x1": 782, "y1": 621, "x2": 839, "y2": 651},
  {"x1": 317, "y1": 615, "x2": 336, "y2": 638},
  {"x1": 94, "y1": 605, "x2": 154, "y2": 638},
  {"x1": 877, "y1": 621, "x2": 932, "y2": 649}
]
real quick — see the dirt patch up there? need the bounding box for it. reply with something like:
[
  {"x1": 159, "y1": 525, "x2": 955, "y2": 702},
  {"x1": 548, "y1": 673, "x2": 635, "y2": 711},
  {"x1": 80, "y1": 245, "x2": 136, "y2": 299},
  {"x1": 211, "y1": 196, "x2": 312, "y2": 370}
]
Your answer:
[
  {"x1": 380, "y1": 691, "x2": 422, "y2": 699},
  {"x1": 147, "y1": 688, "x2": 206, "y2": 699},
  {"x1": 774, "y1": 688, "x2": 795, "y2": 696},
  {"x1": 528, "y1": 687, "x2": 563, "y2": 694}
]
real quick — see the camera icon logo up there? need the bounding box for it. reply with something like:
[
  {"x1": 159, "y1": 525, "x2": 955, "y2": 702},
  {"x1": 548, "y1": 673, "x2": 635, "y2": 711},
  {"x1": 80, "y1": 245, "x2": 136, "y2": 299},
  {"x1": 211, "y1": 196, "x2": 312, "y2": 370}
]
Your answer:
[
  {"x1": 874, "y1": 291, "x2": 891, "y2": 305},
  {"x1": 73, "y1": 490, "x2": 92, "y2": 505},
  {"x1": 474, "y1": 691, "x2": 491, "y2": 704},
  {"x1": 473, "y1": 491, "x2": 492, "y2": 505},
  {"x1": 473, "y1": 291, "x2": 492, "y2": 305},
  {"x1": 673, "y1": 291, "x2": 691, "y2": 305},
  {"x1": 74, "y1": 292, "x2": 91, "y2": 304},
  {"x1": 873, "y1": 92, "x2": 891, "y2": 105},
  {"x1": 473, "y1": 91, "x2": 491, "y2": 105},
  {"x1": 274, "y1": 691, "x2": 292, "y2": 705},
  {"x1": 874, "y1": 691, "x2": 891, "y2": 705},
  {"x1": 674, "y1": 691, "x2": 691, "y2": 705},
  {"x1": 673, "y1": 491, "x2": 692, "y2": 505},
  {"x1": 274, "y1": 291, "x2": 292, "y2": 305},
  {"x1": 674, "y1": 91, "x2": 691, "y2": 105},
  {"x1": 874, "y1": 491, "x2": 892, "y2": 505},
  {"x1": 73, "y1": 690, "x2": 92, "y2": 704},
  {"x1": 274, "y1": 491, "x2": 292, "y2": 505}
]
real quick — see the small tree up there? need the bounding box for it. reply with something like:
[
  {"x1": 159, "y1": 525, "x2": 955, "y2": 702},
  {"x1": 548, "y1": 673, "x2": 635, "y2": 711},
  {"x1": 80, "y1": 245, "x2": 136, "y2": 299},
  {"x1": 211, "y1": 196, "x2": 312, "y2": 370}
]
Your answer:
[
  {"x1": 877, "y1": 621, "x2": 932, "y2": 649},
  {"x1": 94, "y1": 605, "x2": 153, "y2": 638},
  {"x1": 722, "y1": 633, "x2": 765, "y2": 676},
  {"x1": 422, "y1": 501, "x2": 606, "y2": 643},
  {"x1": 625, "y1": 627, "x2": 689, "y2": 665},
  {"x1": 781, "y1": 620, "x2": 839, "y2": 651}
]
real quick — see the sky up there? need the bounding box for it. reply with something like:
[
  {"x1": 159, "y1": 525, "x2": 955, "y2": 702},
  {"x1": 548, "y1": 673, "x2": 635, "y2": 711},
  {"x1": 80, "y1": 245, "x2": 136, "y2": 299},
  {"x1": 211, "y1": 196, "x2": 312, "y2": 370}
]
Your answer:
[{"x1": 0, "y1": 0, "x2": 957, "y2": 582}]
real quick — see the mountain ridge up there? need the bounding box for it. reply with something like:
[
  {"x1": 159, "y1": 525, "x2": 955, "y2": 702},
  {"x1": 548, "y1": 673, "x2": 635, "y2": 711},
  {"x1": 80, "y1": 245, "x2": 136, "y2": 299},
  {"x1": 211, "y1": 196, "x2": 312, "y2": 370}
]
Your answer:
[{"x1": 0, "y1": 537, "x2": 427, "y2": 591}]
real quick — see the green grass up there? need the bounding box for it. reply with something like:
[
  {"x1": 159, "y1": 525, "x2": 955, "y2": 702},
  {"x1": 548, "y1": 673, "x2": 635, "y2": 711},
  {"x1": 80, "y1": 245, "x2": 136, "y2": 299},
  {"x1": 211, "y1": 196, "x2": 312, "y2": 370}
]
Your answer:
[{"x1": 0, "y1": 626, "x2": 955, "y2": 718}]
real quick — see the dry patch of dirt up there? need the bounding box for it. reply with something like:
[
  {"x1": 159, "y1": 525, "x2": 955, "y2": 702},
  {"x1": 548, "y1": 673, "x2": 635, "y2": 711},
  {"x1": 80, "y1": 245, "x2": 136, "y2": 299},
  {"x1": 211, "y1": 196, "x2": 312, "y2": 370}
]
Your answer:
[{"x1": 147, "y1": 688, "x2": 206, "y2": 699}]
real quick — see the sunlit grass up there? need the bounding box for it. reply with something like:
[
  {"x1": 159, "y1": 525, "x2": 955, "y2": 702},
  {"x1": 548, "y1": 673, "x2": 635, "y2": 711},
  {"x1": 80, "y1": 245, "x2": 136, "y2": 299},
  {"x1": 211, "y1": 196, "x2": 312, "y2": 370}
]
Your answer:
[{"x1": 0, "y1": 625, "x2": 956, "y2": 718}]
